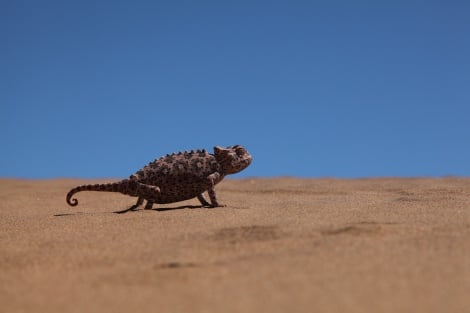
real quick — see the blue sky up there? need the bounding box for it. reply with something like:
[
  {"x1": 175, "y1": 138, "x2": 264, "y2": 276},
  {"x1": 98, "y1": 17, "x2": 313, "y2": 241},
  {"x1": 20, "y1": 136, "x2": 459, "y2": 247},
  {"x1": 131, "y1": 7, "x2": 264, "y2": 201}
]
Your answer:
[{"x1": 1, "y1": 0, "x2": 469, "y2": 178}]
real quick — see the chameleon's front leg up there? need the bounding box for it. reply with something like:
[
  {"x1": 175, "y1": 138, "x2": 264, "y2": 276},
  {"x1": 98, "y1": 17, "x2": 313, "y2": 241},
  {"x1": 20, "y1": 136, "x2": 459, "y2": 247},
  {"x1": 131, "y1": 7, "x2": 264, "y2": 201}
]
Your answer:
[
  {"x1": 197, "y1": 194, "x2": 211, "y2": 207},
  {"x1": 144, "y1": 200, "x2": 154, "y2": 210},
  {"x1": 206, "y1": 172, "x2": 226, "y2": 208}
]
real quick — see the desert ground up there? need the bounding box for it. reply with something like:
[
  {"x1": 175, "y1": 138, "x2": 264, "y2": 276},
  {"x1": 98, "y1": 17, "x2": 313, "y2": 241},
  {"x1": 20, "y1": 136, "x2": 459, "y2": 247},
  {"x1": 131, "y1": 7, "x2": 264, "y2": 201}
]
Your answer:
[{"x1": 1, "y1": 177, "x2": 469, "y2": 313}]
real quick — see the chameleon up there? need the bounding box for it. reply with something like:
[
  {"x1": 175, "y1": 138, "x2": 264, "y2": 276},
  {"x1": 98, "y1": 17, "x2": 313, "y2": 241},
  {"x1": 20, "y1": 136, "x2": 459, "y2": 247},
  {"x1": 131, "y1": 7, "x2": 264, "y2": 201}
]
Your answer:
[{"x1": 66, "y1": 145, "x2": 252, "y2": 210}]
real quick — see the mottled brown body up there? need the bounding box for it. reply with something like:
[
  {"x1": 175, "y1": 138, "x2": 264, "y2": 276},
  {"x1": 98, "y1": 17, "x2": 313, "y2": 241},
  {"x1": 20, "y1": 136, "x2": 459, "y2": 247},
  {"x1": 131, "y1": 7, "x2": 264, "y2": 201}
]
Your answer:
[{"x1": 66, "y1": 145, "x2": 252, "y2": 210}]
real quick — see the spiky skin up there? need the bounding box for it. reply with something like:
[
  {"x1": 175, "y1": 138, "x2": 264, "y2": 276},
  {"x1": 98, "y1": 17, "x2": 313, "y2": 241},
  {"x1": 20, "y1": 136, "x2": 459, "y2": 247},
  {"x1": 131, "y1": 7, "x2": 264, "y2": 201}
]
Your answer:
[{"x1": 66, "y1": 145, "x2": 252, "y2": 210}]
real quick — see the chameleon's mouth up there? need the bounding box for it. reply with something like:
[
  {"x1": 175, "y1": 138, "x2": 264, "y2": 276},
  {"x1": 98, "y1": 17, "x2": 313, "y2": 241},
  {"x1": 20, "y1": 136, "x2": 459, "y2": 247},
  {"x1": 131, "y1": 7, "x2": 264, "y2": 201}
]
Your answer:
[
  {"x1": 232, "y1": 154, "x2": 252, "y2": 172},
  {"x1": 245, "y1": 155, "x2": 253, "y2": 166}
]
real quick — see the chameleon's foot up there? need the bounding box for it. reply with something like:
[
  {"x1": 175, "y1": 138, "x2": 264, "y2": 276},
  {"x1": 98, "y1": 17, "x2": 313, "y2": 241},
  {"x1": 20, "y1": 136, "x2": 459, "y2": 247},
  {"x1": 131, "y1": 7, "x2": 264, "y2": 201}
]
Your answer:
[
  {"x1": 144, "y1": 201, "x2": 154, "y2": 210},
  {"x1": 114, "y1": 205, "x2": 140, "y2": 214},
  {"x1": 208, "y1": 203, "x2": 226, "y2": 208},
  {"x1": 128, "y1": 205, "x2": 140, "y2": 211},
  {"x1": 130, "y1": 197, "x2": 144, "y2": 210}
]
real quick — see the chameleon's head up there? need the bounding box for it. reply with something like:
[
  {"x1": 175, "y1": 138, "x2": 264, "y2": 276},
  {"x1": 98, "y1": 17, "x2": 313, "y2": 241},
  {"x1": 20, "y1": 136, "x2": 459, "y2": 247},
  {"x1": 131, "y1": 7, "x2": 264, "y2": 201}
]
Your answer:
[{"x1": 214, "y1": 145, "x2": 252, "y2": 175}]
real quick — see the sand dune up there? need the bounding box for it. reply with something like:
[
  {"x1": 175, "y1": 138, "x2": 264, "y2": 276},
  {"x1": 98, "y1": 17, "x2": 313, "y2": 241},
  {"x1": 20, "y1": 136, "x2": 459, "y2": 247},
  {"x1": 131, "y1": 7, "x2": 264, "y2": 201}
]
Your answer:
[{"x1": 1, "y1": 177, "x2": 469, "y2": 313}]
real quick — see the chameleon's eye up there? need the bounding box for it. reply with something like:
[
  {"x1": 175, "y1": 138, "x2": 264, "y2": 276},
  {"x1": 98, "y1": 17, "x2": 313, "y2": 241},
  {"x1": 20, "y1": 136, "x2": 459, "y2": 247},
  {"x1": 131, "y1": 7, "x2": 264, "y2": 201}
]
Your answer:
[{"x1": 236, "y1": 148, "x2": 246, "y2": 156}]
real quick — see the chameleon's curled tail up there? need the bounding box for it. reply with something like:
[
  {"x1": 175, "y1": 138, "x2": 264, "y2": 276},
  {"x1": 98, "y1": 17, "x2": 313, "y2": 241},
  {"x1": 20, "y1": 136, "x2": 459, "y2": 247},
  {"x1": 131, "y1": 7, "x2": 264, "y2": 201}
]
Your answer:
[
  {"x1": 66, "y1": 181, "x2": 131, "y2": 206},
  {"x1": 66, "y1": 179, "x2": 161, "y2": 207}
]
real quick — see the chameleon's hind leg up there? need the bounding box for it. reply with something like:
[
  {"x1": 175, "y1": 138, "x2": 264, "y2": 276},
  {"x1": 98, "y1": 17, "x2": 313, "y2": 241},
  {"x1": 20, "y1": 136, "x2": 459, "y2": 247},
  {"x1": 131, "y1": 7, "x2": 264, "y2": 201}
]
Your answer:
[
  {"x1": 118, "y1": 181, "x2": 160, "y2": 211},
  {"x1": 114, "y1": 197, "x2": 144, "y2": 214},
  {"x1": 133, "y1": 182, "x2": 160, "y2": 210},
  {"x1": 129, "y1": 197, "x2": 144, "y2": 211}
]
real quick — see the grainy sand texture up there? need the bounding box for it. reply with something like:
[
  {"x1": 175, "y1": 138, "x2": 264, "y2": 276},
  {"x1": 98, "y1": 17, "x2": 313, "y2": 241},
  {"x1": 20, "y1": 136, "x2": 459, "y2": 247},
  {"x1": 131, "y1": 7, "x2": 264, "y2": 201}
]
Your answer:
[{"x1": 1, "y1": 178, "x2": 469, "y2": 313}]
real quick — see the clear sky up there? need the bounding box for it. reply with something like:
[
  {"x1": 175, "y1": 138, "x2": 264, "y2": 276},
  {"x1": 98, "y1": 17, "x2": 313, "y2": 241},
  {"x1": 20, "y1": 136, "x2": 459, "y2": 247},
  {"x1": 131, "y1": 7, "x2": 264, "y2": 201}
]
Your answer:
[{"x1": 1, "y1": 0, "x2": 469, "y2": 178}]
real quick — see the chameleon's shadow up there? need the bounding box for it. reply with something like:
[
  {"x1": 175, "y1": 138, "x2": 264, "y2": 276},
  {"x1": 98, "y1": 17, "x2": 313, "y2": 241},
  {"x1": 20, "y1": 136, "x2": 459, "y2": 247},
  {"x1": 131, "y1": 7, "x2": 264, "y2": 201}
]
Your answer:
[
  {"x1": 54, "y1": 212, "x2": 85, "y2": 217},
  {"x1": 53, "y1": 205, "x2": 207, "y2": 216},
  {"x1": 114, "y1": 205, "x2": 205, "y2": 214}
]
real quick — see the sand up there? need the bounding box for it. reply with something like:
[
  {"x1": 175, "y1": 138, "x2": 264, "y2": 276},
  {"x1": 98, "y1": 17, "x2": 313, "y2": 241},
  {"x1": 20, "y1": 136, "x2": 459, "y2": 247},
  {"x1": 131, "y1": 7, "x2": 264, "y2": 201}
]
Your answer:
[{"x1": 1, "y1": 177, "x2": 469, "y2": 313}]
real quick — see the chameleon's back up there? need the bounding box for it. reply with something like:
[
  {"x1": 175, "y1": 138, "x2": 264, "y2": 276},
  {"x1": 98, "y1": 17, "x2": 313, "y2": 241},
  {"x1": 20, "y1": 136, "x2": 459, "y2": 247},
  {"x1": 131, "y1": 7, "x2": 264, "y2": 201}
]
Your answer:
[{"x1": 130, "y1": 149, "x2": 221, "y2": 204}]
